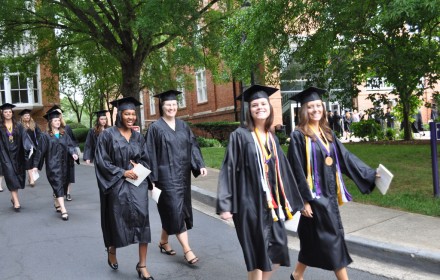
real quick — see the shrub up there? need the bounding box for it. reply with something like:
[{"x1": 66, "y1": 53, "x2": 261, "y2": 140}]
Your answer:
[
  {"x1": 67, "y1": 122, "x2": 87, "y2": 129},
  {"x1": 191, "y1": 121, "x2": 239, "y2": 143},
  {"x1": 72, "y1": 127, "x2": 89, "y2": 143},
  {"x1": 350, "y1": 120, "x2": 382, "y2": 141},
  {"x1": 197, "y1": 137, "x2": 222, "y2": 148},
  {"x1": 275, "y1": 131, "x2": 288, "y2": 145}
]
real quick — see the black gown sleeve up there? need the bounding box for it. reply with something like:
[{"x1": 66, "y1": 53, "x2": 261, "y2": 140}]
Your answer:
[
  {"x1": 83, "y1": 129, "x2": 95, "y2": 161},
  {"x1": 334, "y1": 135, "x2": 376, "y2": 194},
  {"x1": 94, "y1": 130, "x2": 126, "y2": 194},
  {"x1": 216, "y1": 130, "x2": 240, "y2": 214},
  {"x1": 189, "y1": 128, "x2": 205, "y2": 178},
  {"x1": 144, "y1": 125, "x2": 159, "y2": 183},
  {"x1": 287, "y1": 131, "x2": 314, "y2": 201}
]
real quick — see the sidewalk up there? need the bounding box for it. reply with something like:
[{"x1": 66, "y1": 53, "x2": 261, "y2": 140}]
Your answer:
[{"x1": 191, "y1": 167, "x2": 440, "y2": 275}]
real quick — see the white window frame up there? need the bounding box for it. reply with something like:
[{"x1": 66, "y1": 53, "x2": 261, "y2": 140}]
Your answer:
[
  {"x1": 177, "y1": 81, "x2": 187, "y2": 108},
  {"x1": 0, "y1": 69, "x2": 41, "y2": 105},
  {"x1": 149, "y1": 91, "x2": 156, "y2": 115},
  {"x1": 195, "y1": 68, "x2": 207, "y2": 103}
]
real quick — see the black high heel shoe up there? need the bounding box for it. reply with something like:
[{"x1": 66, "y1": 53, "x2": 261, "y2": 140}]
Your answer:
[
  {"x1": 107, "y1": 247, "x2": 118, "y2": 270},
  {"x1": 290, "y1": 273, "x2": 295, "y2": 280},
  {"x1": 136, "y1": 263, "x2": 154, "y2": 280},
  {"x1": 158, "y1": 242, "x2": 176, "y2": 255},
  {"x1": 11, "y1": 199, "x2": 21, "y2": 212}
]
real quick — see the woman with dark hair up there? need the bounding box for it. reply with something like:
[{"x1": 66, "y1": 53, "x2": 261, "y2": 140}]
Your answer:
[
  {"x1": 94, "y1": 97, "x2": 154, "y2": 280},
  {"x1": 145, "y1": 90, "x2": 207, "y2": 265},
  {"x1": 35, "y1": 110, "x2": 79, "y2": 220},
  {"x1": 287, "y1": 87, "x2": 378, "y2": 280},
  {"x1": 0, "y1": 103, "x2": 34, "y2": 211},
  {"x1": 19, "y1": 109, "x2": 42, "y2": 187},
  {"x1": 47, "y1": 105, "x2": 78, "y2": 201},
  {"x1": 83, "y1": 110, "x2": 109, "y2": 164},
  {"x1": 217, "y1": 85, "x2": 304, "y2": 280}
]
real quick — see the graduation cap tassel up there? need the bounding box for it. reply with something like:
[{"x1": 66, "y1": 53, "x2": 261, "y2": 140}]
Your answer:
[{"x1": 271, "y1": 209, "x2": 279, "y2": 222}]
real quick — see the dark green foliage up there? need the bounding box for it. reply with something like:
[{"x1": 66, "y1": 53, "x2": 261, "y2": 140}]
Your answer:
[
  {"x1": 350, "y1": 120, "x2": 382, "y2": 141},
  {"x1": 67, "y1": 122, "x2": 87, "y2": 129},
  {"x1": 275, "y1": 131, "x2": 288, "y2": 145},
  {"x1": 197, "y1": 137, "x2": 222, "y2": 148},
  {"x1": 72, "y1": 127, "x2": 89, "y2": 143},
  {"x1": 191, "y1": 122, "x2": 240, "y2": 143}
]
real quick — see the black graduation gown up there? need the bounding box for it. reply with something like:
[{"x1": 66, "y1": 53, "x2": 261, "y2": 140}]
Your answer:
[
  {"x1": 65, "y1": 125, "x2": 77, "y2": 183},
  {"x1": 145, "y1": 118, "x2": 205, "y2": 235},
  {"x1": 0, "y1": 124, "x2": 34, "y2": 191},
  {"x1": 216, "y1": 127, "x2": 304, "y2": 272},
  {"x1": 83, "y1": 128, "x2": 97, "y2": 162},
  {"x1": 36, "y1": 132, "x2": 77, "y2": 197},
  {"x1": 94, "y1": 126, "x2": 151, "y2": 248},
  {"x1": 24, "y1": 126, "x2": 42, "y2": 170},
  {"x1": 287, "y1": 130, "x2": 376, "y2": 270}
]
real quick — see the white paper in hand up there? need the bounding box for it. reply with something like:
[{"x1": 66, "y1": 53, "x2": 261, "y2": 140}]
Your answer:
[
  {"x1": 284, "y1": 211, "x2": 301, "y2": 232},
  {"x1": 125, "y1": 164, "x2": 151, "y2": 187},
  {"x1": 32, "y1": 169, "x2": 40, "y2": 182},
  {"x1": 375, "y1": 164, "x2": 393, "y2": 195}
]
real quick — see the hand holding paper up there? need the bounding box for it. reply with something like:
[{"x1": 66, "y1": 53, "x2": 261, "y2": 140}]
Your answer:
[
  {"x1": 125, "y1": 162, "x2": 151, "y2": 187},
  {"x1": 375, "y1": 164, "x2": 393, "y2": 195}
]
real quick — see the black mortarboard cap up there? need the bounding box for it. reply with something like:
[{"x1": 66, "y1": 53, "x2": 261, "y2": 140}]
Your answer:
[
  {"x1": 0, "y1": 103, "x2": 16, "y2": 110},
  {"x1": 290, "y1": 86, "x2": 326, "y2": 104},
  {"x1": 48, "y1": 104, "x2": 63, "y2": 113},
  {"x1": 236, "y1": 84, "x2": 278, "y2": 102},
  {"x1": 110, "y1": 96, "x2": 142, "y2": 111},
  {"x1": 43, "y1": 110, "x2": 61, "y2": 121},
  {"x1": 153, "y1": 90, "x2": 182, "y2": 102},
  {"x1": 94, "y1": 110, "x2": 108, "y2": 117},
  {"x1": 19, "y1": 109, "x2": 32, "y2": 116}
]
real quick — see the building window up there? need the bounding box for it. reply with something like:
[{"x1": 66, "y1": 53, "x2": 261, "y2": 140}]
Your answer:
[
  {"x1": 149, "y1": 92, "x2": 156, "y2": 115},
  {"x1": 0, "y1": 71, "x2": 40, "y2": 105},
  {"x1": 177, "y1": 85, "x2": 187, "y2": 108},
  {"x1": 195, "y1": 68, "x2": 207, "y2": 103}
]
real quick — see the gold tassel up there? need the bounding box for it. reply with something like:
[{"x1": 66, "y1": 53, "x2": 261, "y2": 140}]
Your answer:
[
  {"x1": 285, "y1": 207, "x2": 293, "y2": 220},
  {"x1": 271, "y1": 209, "x2": 279, "y2": 222}
]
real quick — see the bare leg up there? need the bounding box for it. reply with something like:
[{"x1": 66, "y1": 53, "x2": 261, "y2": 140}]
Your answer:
[
  {"x1": 292, "y1": 261, "x2": 307, "y2": 280},
  {"x1": 160, "y1": 229, "x2": 175, "y2": 253},
  {"x1": 248, "y1": 269, "x2": 262, "y2": 280},
  {"x1": 66, "y1": 184, "x2": 72, "y2": 200},
  {"x1": 176, "y1": 230, "x2": 198, "y2": 263},
  {"x1": 57, "y1": 196, "x2": 68, "y2": 220},
  {"x1": 334, "y1": 267, "x2": 349, "y2": 280},
  {"x1": 107, "y1": 246, "x2": 117, "y2": 267},
  {"x1": 262, "y1": 264, "x2": 279, "y2": 280},
  {"x1": 11, "y1": 190, "x2": 20, "y2": 208},
  {"x1": 0, "y1": 176, "x2": 3, "y2": 191},
  {"x1": 27, "y1": 170, "x2": 35, "y2": 186},
  {"x1": 137, "y1": 243, "x2": 152, "y2": 278}
]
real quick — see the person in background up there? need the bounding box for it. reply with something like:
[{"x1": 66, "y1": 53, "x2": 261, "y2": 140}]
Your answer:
[
  {"x1": 35, "y1": 110, "x2": 79, "y2": 221},
  {"x1": 217, "y1": 85, "x2": 304, "y2": 280},
  {"x1": 0, "y1": 103, "x2": 34, "y2": 211},
  {"x1": 343, "y1": 111, "x2": 352, "y2": 140},
  {"x1": 431, "y1": 104, "x2": 438, "y2": 121},
  {"x1": 351, "y1": 109, "x2": 360, "y2": 123},
  {"x1": 333, "y1": 111, "x2": 342, "y2": 135},
  {"x1": 94, "y1": 97, "x2": 154, "y2": 280},
  {"x1": 145, "y1": 90, "x2": 207, "y2": 266},
  {"x1": 48, "y1": 105, "x2": 79, "y2": 201},
  {"x1": 287, "y1": 87, "x2": 378, "y2": 280},
  {"x1": 83, "y1": 110, "x2": 109, "y2": 165},
  {"x1": 19, "y1": 109, "x2": 42, "y2": 187},
  {"x1": 384, "y1": 108, "x2": 395, "y2": 129},
  {"x1": 327, "y1": 111, "x2": 334, "y2": 131}
]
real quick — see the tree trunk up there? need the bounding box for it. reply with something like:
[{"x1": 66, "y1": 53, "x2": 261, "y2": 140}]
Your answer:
[
  {"x1": 120, "y1": 60, "x2": 144, "y2": 132},
  {"x1": 400, "y1": 91, "x2": 412, "y2": 141}
]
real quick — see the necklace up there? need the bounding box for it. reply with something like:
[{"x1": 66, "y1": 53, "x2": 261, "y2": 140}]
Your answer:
[{"x1": 6, "y1": 125, "x2": 13, "y2": 143}]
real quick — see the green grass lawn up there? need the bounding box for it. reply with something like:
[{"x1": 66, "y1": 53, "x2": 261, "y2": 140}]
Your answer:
[{"x1": 201, "y1": 143, "x2": 440, "y2": 217}]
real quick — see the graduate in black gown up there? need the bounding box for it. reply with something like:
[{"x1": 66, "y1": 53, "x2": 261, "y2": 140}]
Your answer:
[
  {"x1": 83, "y1": 110, "x2": 109, "y2": 164},
  {"x1": 35, "y1": 110, "x2": 79, "y2": 221},
  {"x1": 47, "y1": 105, "x2": 78, "y2": 201},
  {"x1": 19, "y1": 109, "x2": 42, "y2": 187},
  {"x1": 0, "y1": 103, "x2": 34, "y2": 211},
  {"x1": 216, "y1": 85, "x2": 304, "y2": 280},
  {"x1": 94, "y1": 97, "x2": 154, "y2": 280},
  {"x1": 145, "y1": 90, "x2": 207, "y2": 265},
  {"x1": 287, "y1": 87, "x2": 378, "y2": 280}
]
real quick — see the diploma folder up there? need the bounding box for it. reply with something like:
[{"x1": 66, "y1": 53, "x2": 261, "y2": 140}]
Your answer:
[
  {"x1": 125, "y1": 164, "x2": 151, "y2": 187},
  {"x1": 375, "y1": 164, "x2": 393, "y2": 195}
]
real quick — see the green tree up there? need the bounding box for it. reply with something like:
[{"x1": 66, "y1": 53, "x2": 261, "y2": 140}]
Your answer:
[
  {"x1": 220, "y1": 0, "x2": 440, "y2": 140},
  {"x1": 0, "y1": 0, "x2": 229, "y2": 103}
]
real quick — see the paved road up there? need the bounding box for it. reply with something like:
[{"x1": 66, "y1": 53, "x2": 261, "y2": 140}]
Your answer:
[{"x1": 0, "y1": 165, "x2": 389, "y2": 280}]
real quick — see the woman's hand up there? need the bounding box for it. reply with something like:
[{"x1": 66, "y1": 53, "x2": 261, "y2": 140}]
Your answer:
[
  {"x1": 301, "y1": 202, "x2": 313, "y2": 218},
  {"x1": 220, "y1": 211, "x2": 233, "y2": 220},
  {"x1": 72, "y1": 154, "x2": 78, "y2": 161},
  {"x1": 125, "y1": 160, "x2": 139, "y2": 180},
  {"x1": 85, "y1": 159, "x2": 91, "y2": 165},
  {"x1": 200, "y1": 168, "x2": 208, "y2": 176}
]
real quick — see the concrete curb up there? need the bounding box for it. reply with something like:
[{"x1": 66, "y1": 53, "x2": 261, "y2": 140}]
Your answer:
[{"x1": 191, "y1": 185, "x2": 440, "y2": 275}]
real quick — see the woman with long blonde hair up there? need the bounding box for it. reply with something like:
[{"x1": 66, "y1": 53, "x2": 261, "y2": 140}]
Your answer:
[{"x1": 19, "y1": 109, "x2": 42, "y2": 186}]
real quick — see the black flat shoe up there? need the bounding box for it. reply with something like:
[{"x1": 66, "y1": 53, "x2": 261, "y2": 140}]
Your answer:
[
  {"x1": 54, "y1": 204, "x2": 61, "y2": 213},
  {"x1": 107, "y1": 248, "x2": 118, "y2": 270},
  {"x1": 61, "y1": 212, "x2": 69, "y2": 221},
  {"x1": 290, "y1": 274, "x2": 295, "y2": 280},
  {"x1": 66, "y1": 194, "x2": 72, "y2": 201},
  {"x1": 159, "y1": 242, "x2": 176, "y2": 255},
  {"x1": 136, "y1": 263, "x2": 154, "y2": 280}
]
